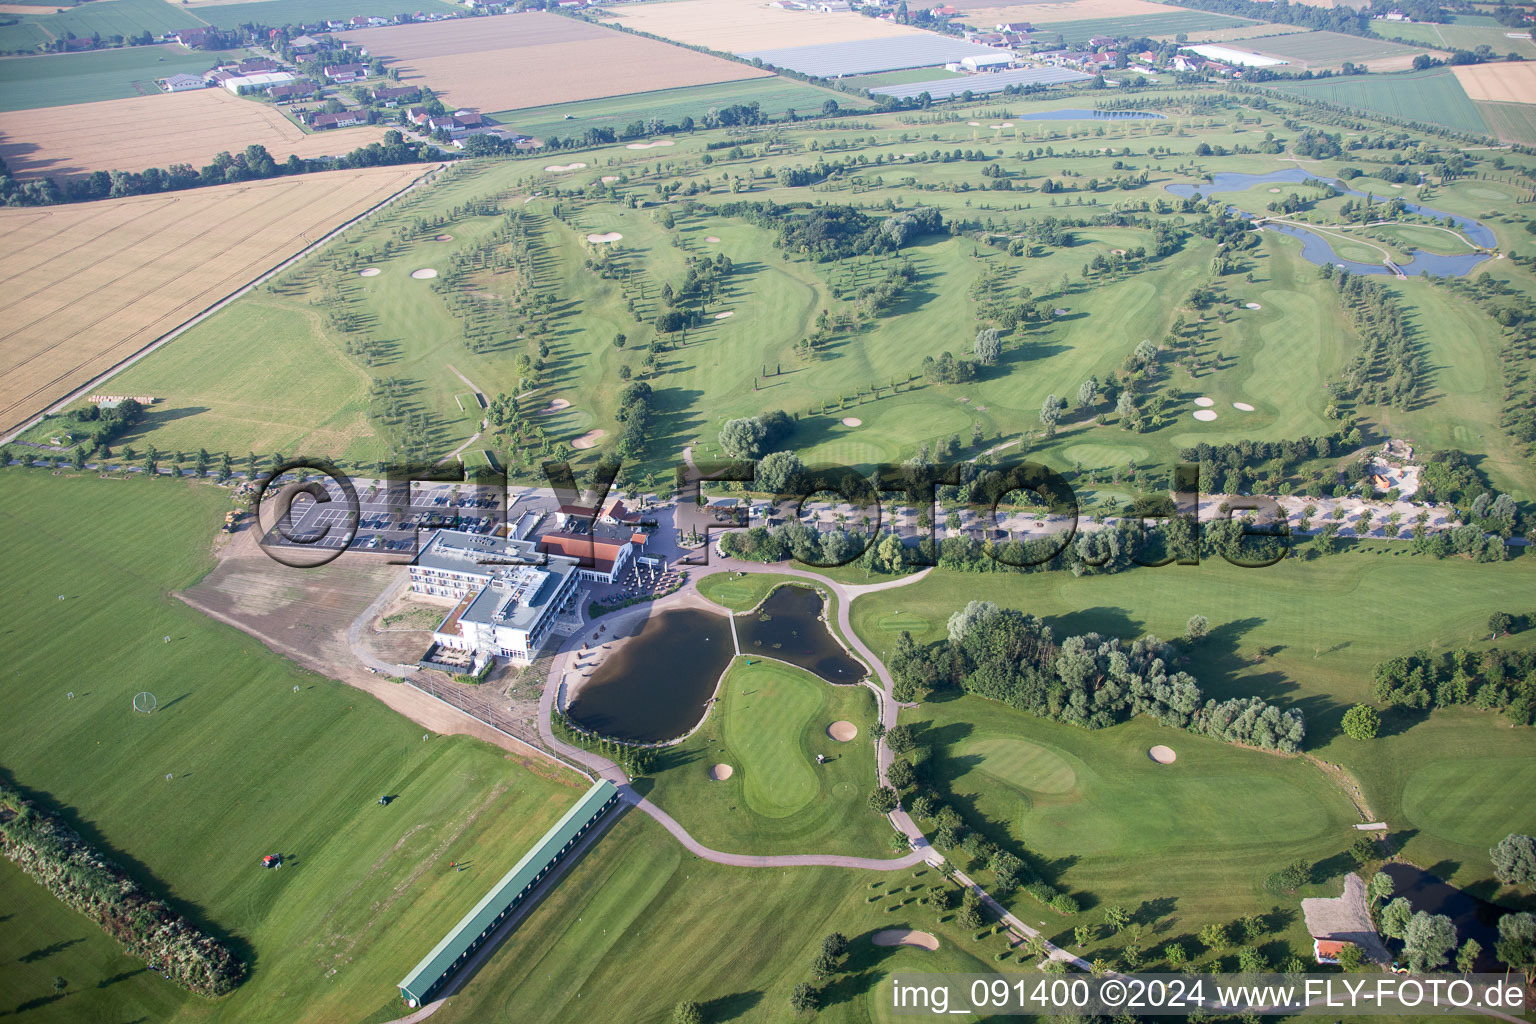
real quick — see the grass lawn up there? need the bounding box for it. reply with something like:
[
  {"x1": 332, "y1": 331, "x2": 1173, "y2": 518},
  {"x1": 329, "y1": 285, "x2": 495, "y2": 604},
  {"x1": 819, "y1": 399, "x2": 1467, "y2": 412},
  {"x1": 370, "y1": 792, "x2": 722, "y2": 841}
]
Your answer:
[
  {"x1": 0, "y1": 470, "x2": 587, "y2": 1024},
  {"x1": 0, "y1": 45, "x2": 236, "y2": 111},
  {"x1": 841, "y1": 66, "x2": 963, "y2": 88},
  {"x1": 429, "y1": 812, "x2": 1013, "y2": 1024},
  {"x1": 912, "y1": 695, "x2": 1360, "y2": 964},
  {"x1": 489, "y1": 76, "x2": 868, "y2": 140},
  {"x1": 697, "y1": 570, "x2": 786, "y2": 611},
  {"x1": 645, "y1": 658, "x2": 890, "y2": 857},
  {"x1": 1270, "y1": 68, "x2": 1489, "y2": 135}
]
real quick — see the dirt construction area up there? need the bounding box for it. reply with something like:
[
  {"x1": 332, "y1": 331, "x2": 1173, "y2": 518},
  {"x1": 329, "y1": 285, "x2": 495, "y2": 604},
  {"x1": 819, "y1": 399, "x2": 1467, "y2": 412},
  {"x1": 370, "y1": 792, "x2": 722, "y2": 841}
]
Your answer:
[
  {"x1": 0, "y1": 164, "x2": 429, "y2": 437},
  {"x1": 1455, "y1": 61, "x2": 1536, "y2": 104},
  {"x1": 597, "y1": 0, "x2": 921, "y2": 54},
  {"x1": 347, "y1": 12, "x2": 770, "y2": 113},
  {"x1": 0, "y1": 88, "x2": 388, "y2": 179}
]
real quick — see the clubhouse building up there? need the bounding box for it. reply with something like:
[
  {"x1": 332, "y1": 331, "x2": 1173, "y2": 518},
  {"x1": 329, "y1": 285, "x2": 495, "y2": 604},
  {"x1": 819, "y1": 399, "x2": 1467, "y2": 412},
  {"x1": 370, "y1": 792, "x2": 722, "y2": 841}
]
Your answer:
[{"x1": 411, "y1": 530, "x2": 581, "y2": 667}]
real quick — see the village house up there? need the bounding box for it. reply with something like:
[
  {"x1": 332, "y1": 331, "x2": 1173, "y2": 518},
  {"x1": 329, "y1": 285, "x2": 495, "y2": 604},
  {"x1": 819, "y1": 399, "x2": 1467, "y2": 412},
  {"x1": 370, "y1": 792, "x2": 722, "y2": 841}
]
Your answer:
[
  {"x1": 324, "y1": 62, "x2": 370, "y2": 83},
  {"x1": 268, "y1": 81, "x2": 319, "y2": 103},
  {"x1": 160, "y1": 73, "x2": 208, "y2": 93},
  {"x1": 307, "y1": 109, "x2": 370, "y2": 129}
]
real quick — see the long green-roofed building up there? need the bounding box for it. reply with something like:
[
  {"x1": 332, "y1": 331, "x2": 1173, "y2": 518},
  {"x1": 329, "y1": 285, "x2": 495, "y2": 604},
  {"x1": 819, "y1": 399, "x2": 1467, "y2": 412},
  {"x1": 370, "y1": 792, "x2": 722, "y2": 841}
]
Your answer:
[{"x1": 397, "y1": 778, "x2": 621, "y2": 1008}]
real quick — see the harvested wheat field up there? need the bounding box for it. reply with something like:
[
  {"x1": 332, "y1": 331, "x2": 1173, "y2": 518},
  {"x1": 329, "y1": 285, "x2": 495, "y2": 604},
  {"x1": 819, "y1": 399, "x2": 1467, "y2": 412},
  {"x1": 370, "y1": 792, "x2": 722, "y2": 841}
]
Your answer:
[
  {"x1": 348, "y1": 12, "x2": 769, "y2": 113},
  {"x1": 954, "y1": 0, "x2": 1198, "y2": 24},
  {"x1": 0, "y1": 88, "x2": 388, "y2": 179},
  {"x1": 598, "y1": 0, "x2": 919, "y2": 53},
  {"x1": 1455, "y1": 61, "x2": 1536, "y2": 104},
  {"x1": 0, "y1": 164, "x2": 429, "y2": 436}
]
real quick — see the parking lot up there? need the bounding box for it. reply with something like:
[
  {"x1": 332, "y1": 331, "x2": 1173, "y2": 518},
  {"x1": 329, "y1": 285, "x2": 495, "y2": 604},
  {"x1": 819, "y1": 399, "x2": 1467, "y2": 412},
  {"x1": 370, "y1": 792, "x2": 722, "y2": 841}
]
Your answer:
[{"x1": 259, "y1": 478, "x2": 516, "y2": 556}]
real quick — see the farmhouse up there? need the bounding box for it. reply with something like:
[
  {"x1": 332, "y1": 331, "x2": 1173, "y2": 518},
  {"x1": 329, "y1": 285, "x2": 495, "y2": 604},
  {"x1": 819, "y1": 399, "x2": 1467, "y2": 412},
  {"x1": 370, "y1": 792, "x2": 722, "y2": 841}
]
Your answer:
[
  {"x1": 370, "y1": 85, "x2": 421, "y2": 105},
  {"x1": 268, "y1": 81, "x2": 318, "y2": 103},
  {"x1": 411, "y1": 530, "x2": 581, "y2": 664},
  {"x1": 288, "y1": 34, "x2": 323, "y2": 54},
  {"x1": 324, "y1": 63, "x2": 371, "y2": 83},
  {"x1": 397, "y1": 780, "x2": 621, "y2": 1010},
  {"x1": 160, "y1": 74, "x2": 208, "y2": 93},
  {"x1": 308, "y1": 110, "x2": 369, "y2": 129},
  {"x1": 171, "y1": 27, "x2": 217, "y2": 49},
  {"x1": 996, "y1": 21, "x2": 1032, "y2": 32}
]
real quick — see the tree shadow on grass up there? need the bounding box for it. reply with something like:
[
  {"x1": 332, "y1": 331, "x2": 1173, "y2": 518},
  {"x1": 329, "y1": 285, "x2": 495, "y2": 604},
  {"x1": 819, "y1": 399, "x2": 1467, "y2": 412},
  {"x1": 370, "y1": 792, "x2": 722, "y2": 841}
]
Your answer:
[{"x1": 18, "y1": 938, "x2": 85, "y2": 963}]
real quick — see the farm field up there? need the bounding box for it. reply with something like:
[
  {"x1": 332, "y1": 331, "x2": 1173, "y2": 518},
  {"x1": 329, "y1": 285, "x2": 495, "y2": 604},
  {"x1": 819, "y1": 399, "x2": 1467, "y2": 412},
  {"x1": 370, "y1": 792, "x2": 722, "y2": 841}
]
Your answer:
[
  {"x1": 489, "y1": 75, "x2": 866, "y2": 141},
  {"x1": 1148, "y1": 22, "x2": 1312, "y2": 44},
  {"x1": 0, "y1": 163, "x2": 430, "y2": 439},
  {"x1": 1041, "y1": 10, "x2": 1255, "y2": 45},
  {"x1": 428, "y1": 812, "x2": 1002, "y2": 1024},
  {"x1": 641, "y1": 658, "x2": 888, "y2": 857},
  {"x1": 0, "y1": 87, "x2": 388, "y2": 178},
  {"x1": 1454, "y1": 59, "x2": 1536, "y2": 104},
  {"x1": 953, "y1": 0, "x2": 1217, "y2": 24},
  {"x1": 0, "y1": 0, "x2": 200, "y2": 55},
  {"x1": 596, "y1": 0, "x2": 924, "y2": 53},
  {"x1": 193, "y1": 0, "x2": 461, "y2": 27},
  {"x1": 842, "y1": 66, "x2": 965, "y2": 87},
  {"x1": 1242, "y1": 29, "x2": 1441, "y2": 71},
  {"x1": 348, "y1": 11, "x2": 771, "y2": 114},
  {"x1": 1475, "y1": 99, "x2": 1536, "y2": 144},
  {"x1": 0, "y1": 472, "x2": 587, "y2": 1024},
  {"x1": 1271, "y1": 67, "x2": 1489, "y2": 134},
  {"x1": 1375, "y1": 13, "x2": 1536, "y2": 60},
  {"x1": 913, "y1": 697, "x2": 1359, "y2": 954},
  {"x1": 0, "y1": 44, "x2": 236, "y2": 111}
]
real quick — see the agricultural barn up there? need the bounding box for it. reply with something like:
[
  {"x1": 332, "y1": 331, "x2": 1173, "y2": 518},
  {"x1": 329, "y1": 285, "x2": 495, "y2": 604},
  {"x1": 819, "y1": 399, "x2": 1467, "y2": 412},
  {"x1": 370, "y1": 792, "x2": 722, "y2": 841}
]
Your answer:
[
  {"x1": 397, "y1": 780, "x2": 622, "y2": 1009},
  {"x1": 160, "y1": 74, "x2": 207, "y2": 93},
  {"x1": 223, "y1": 72, "x2": 299, "y2": 95},
  {"x1": 960, "y1": 52, "x2": 1012, "y2": 71}
]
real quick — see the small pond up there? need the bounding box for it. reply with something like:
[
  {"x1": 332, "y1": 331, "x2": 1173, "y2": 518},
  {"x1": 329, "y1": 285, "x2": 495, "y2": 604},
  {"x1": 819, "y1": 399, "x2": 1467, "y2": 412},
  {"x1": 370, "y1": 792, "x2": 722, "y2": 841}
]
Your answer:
[
  {"x1": 736, "y1": 585, "x2": 865, "y2": 683},
  {"x1": 1381, "y1": 862, "x2": 1507, "y2": 971},
  {"x1": 1164, "y1": 168, "x2": 1494, "y2": 278},
  {"x1": 565, "y1": 608, "x2": 733, "y2": 743}
]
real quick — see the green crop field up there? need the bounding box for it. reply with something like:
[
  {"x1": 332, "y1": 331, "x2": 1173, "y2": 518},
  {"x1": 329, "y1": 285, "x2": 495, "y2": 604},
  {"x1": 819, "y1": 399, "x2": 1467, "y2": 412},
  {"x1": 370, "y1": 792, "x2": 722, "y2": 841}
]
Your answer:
[
  {"x1": 490, "y1": 75, "x2": 870, "y2": 142},
  {"x1": 1475, "y1": 99, "x2": 1536, "y2": 145},
  {"x1": 841, "y1": 66, "x2": 963, "y2": 88},
  {"x1": 428, "y1": 813, "x2": 1004, "y2": 1024},
  {"x1": 0, "y1": 471, "x2": 587, "y2": 1024},
  {"x1": 1376, "y1": 15, "x2": 1536, "y2": 59},
  {"x1": 1243, "y1": 30, "x2": 1432, "y2": 68},
  {"x1": 1045, "y1": 11, "x2": 1252, "y2": 46},
  {"x1": 195, "y1": 0, "x2": 462, "y2": 30},
  {"x1": 0, "y1": 44, "x2": 234, "y2": 111},
  {"x1": 1272, "y1": 67, "x2": 1489, "y2": 135},
  {"x1": 0, "y1": 0, "x2": 202, "y2": 55},
  {"x1": 644, "y1": 657, "x2": 888, "y2": 857},
  {"x1": 913, "y1": 697, "x2": 1358, "y2": 952}
]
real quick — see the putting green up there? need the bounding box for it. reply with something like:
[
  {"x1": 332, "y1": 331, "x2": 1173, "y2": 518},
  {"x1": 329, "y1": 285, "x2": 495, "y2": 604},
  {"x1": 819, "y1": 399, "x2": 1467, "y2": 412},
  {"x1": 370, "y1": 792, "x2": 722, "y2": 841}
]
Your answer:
[
  {"x1": 708, "y1": 583, "x2": 754, "y2": 606},
  {"x1": 725, "y1": 662, "x2": 821, "y2": 817},
  {"x1": 877, "y1": 611, "x2": 931, "y2": 633},
  {"x1": 1400, "y1": 756, "x2": 1536, "y2": 847},
  {"x1": 965, "y1": 736, "x2": 1078, "y2": 795}
]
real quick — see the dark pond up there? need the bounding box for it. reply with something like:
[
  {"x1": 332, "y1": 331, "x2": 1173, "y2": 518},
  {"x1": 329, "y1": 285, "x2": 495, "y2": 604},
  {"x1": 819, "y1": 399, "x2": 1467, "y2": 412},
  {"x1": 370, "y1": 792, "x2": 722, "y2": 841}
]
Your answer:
[
  {"x1": 735, "y1": 585, "x2": 865, "y2": 683},
  {"x1": 1381, "y1": 862, "x2": 1507, "y2": 971},
  {"x1": 565, "y1": 608, "x2": 733, "y2": 743}
]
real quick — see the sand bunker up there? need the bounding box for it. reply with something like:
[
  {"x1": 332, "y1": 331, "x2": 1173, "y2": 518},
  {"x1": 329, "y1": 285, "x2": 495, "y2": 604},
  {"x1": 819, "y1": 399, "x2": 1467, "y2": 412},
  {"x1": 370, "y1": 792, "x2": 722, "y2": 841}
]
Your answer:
[
  {"x1": 872, "y1": 929, "x2": 939, "y2": 951},
  {"x1": 540, "y1": 398, "x2": 571, "y2": 414},
  {"x1": 705, "y1": 235, "x2": 721, "y2": 242},
  {"x1": 544, "y1": 162, "x2": 588, "y2": 172},
  {"x1": 1148, "y1": 745, "x2": 1177, "y2": 764},
  {"x1": 626, "y1": 140, "x2": 674, "y2": 150},
  {"x1": 435, "y1": 233, "x2": 453, "y2": 241},
  {"x1": 1192, "y1": 409, "x2": 1218, "y2": 422},
  {"x1": 1194, "y1": 396, "x2": 1214, "y2": 407},
  {"x1": 841, "y1": 417, "x2": 862, "y2": 427},
  {"x1": 1110, "y1": 248, "x2": 1127, "y2": 255},
  {"x1": 411, "y1": 268, "x2": 438, "y2": 279},
  {"x1": 1268, "y1": 187, "x2": 1282, "y2": 193},
  {"x1": 601, "y1": 175, "x2": 620, "y2": 183},
  {"x1": 709, "y1": 763, "x2": 734, "y2": 781},
  {"x1": 572, "y1": 429, "x2": 607, "y2": 450},
  {"x1": 967, "y1": 121, "x2": 981, "y2": 126},
  {"x1": 828, "y1": 720, "x2": 857, "y2": 741},
  {"x1": 713, "y1": 310, "x2": 734, "y2": 319},
  {"x1": 358, "y1": 268, "x2": 380, "y2": 277},
  {"x1": 1245, "y1": 302, "x2": 1262, "y2": 309},
  {"x1": 1233, "y1": 401, "x2": 1255, "y2": 412},
  {"x1": 587, "y1": 232, "x2": 623, "y2": 243}
]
